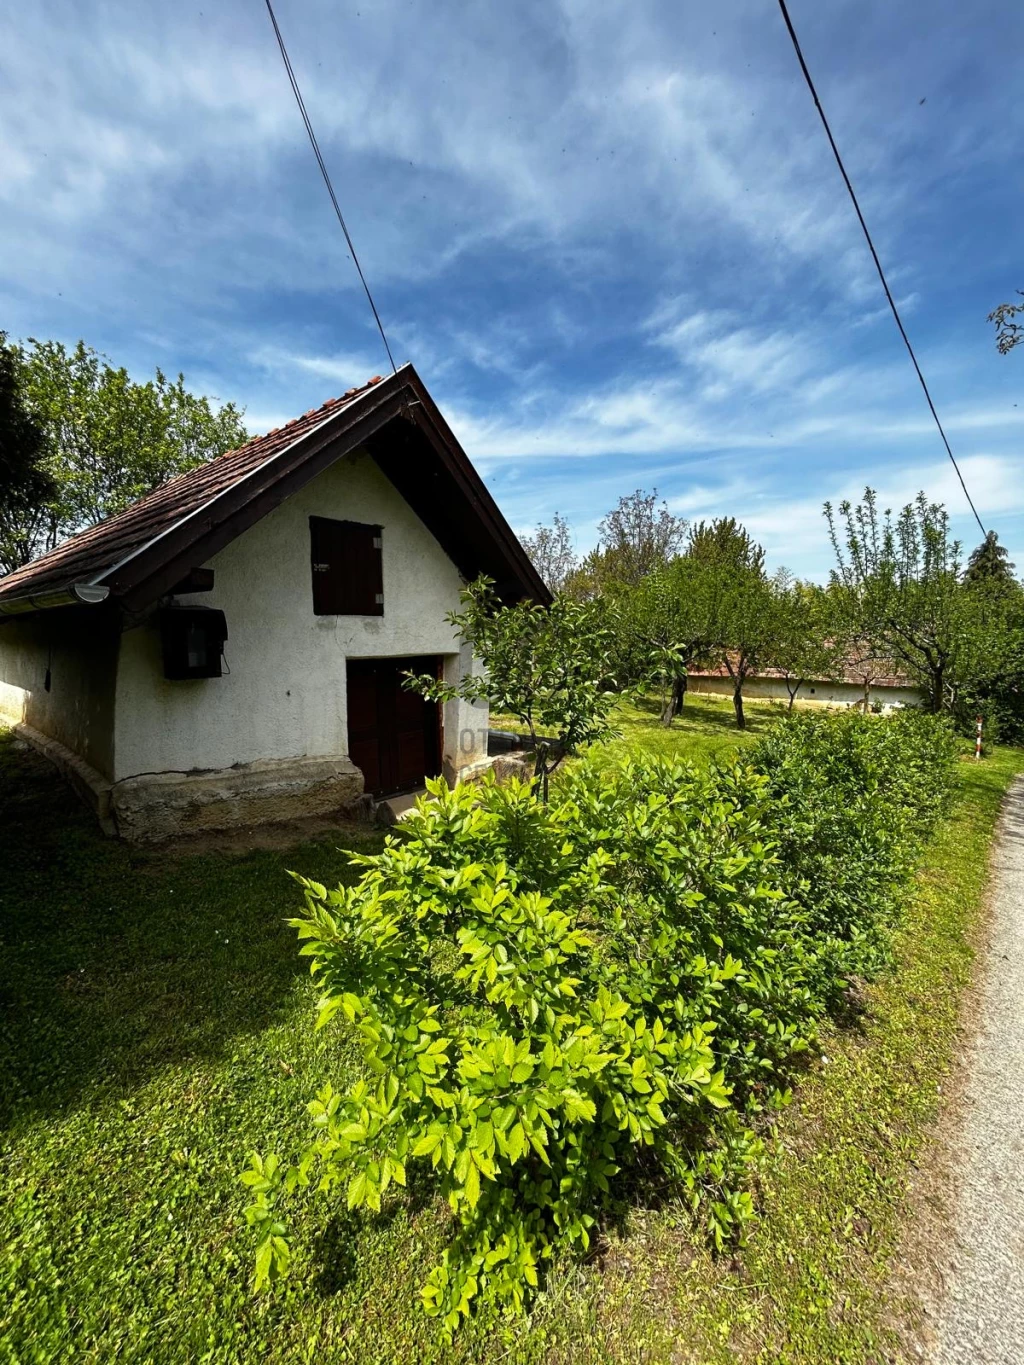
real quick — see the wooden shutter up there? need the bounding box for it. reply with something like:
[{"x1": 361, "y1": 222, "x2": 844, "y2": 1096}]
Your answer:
[{"x1": 310, "y1": 517, "x2": 384, "y2": 615}]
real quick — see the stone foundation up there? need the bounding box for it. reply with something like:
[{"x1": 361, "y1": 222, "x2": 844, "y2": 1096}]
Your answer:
[
  {"x1": 110, "y1": 754, "x2": 364, "y2": 843},
  {"x1": 453, "y1": 752, "x2": 535, "y2": 787}
]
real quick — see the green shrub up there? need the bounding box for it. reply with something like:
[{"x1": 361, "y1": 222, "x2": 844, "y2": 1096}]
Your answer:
[
  {"x1": 242, "y1": 711, "x2": 959, "y2": 1329},
  {"x1": 749, "y1": 708, "x2": 959, "y2": 982}
]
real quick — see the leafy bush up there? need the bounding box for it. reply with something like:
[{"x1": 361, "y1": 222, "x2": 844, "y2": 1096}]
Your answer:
[
  {"x1": 749, "y1": 709, "x2": 959, "y2": 982},
  {"x1": 242, "y1": 711, "x2": 959, "y2": 1329}
]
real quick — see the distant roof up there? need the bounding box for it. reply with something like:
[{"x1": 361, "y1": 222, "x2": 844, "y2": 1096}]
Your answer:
[{"x1": 0, "y1": 364, "x2": 549, "y2": 614}]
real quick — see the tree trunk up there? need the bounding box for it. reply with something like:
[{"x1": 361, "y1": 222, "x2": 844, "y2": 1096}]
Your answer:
[
  {"x1": 660, "y1": 674, "x2": 687, "y2": 727},
  {"x1": 930, "y1": 667, "x2": 944, "y2": 714},
  {"x1": 532, "y1": 745, "x2": 550, "y2": 803},
  {"x1": 733, "y1": 685, "x2": 746, "y2": 730},
  {"x1": 786, "y1": 678, "x2": 802, "y2": 711}
]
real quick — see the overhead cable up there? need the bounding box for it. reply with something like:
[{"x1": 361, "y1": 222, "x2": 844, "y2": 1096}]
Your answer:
[
  {"x1": 262, "y1": 0, "x2": 397, "y2": 374},
  {"x1": 777, "y1": 0, "x2": 986, "y2": 535}
]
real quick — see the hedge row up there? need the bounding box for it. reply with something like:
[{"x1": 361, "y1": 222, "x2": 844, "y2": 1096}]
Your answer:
[{"x1": 243, "y1": 709, "x2": 959, "y2": 1331}]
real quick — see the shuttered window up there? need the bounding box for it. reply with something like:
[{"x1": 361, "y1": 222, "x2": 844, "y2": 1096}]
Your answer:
[{"x1": 309, "y1": 517, "x2": 384, "y2": 616}]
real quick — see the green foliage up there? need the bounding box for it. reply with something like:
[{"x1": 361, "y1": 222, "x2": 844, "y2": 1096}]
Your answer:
[
  {"x1": 3, "y1": 716, "x2": 1017, "y2": 1364},
  {"x1": 603, "y1": 516, "x2": 798, "y2": 732},
  {"x1": 826, "y1": 489, "x2": 974, "y2": 713},
  {"x1": 989, "y1": 289, "x2": 1024, "y2": 355},
  {"x1": 952, "y1": 579, "x2": 1024, "y2": 744},
  {"x1": 563, "y1": 489, "x2": 687, "y2": 597},
  {"x1": 767, "y1": 574, "x2": 838, "y2": 707},
  {"x1": 244, "y1": 711, "x2": 959, "y2": 1330},
  {"x1": 965, "y1": 529, "x2": 1016, "y2": 585},
  {"x1": 0, "y1": 334, "x2": 55, "y2": 575},
  {"x1": 520, "y1": 511, "x2": 579, "y2": 594},
  {"x1": 1, "y1": 336, "x2": 248, "y2": 568},
  {"x1": 590, "y1": 489, "x2": 687, "y2": 589},
  {"x1": 405, "y1": 576, "x2": 622, "y2": 794},
  {"x1": 697, "y1": 521, "x2": 777, "y2": 729},
  {"x1": 750, "y1": 709, "x2": 959, "y2": 983}
]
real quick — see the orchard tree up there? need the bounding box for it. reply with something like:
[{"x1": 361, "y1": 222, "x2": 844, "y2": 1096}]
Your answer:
[
  {"x1": 835, "y1": 636, "x2": 901, "y2": 712},
  {"x1": 0, "y1": 334, "x2": 55, "y2": 575},
  {"x1": 826, "y1": 489, "x2": 972, "y2": 713},
  {"x1": 2, "y1": 337, "x2": 247, "y2": 567},
  {"x1": 768, "y1": 575, "x2": 836, "y2": 709},
  {"x1": 520, "y1": 512, "x2": 579, "y2": 594},
  {"x1": 691, "y1": 519, "x2": 774, "y2": 729},
  {"x1": 954, "y1": 576, "x2": 1024, "y2": 743},
  {"x1": 611, "y1": 556, "x2": 720, "y2": 725},
  {"x1": 405, "y1": 577, "x2": 620, "y2": 799},
  {"x1": 718, "y1": 576, "x2": 778, "y2": 730}
]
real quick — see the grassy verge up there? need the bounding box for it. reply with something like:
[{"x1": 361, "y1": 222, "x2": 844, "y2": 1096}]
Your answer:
[{"x1": 0, "y1": 719, "x2": 1018, "y2": 1363}]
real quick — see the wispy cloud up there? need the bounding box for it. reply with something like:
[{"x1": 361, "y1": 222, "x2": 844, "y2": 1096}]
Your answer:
[{"x1": 1, "y1": 0, "x2": 1021, "y2": 580}]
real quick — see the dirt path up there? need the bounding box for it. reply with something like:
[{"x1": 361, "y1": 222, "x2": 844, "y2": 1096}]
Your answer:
[{"x1": 917, "y1": 776, "x2": 1024, "y2": 1364}]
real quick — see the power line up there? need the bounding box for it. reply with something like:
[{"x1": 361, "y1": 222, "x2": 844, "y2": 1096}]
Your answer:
[
  {"x1": 262, "y1": 0, "x2": 397, "y2": 375},
  {"x1": 776, "y1": 0, "x2": 986, "y2": 537}
]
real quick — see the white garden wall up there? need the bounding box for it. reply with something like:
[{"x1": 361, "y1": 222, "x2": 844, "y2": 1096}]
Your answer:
[{"x1": 689, "y1": 674, "x2": 925, "y2": 710}]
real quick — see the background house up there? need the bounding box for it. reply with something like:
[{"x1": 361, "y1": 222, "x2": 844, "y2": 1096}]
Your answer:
[
  {"x1": 688, "y1": 662, "x2": 924, "y2": 711},
  {"x1": 0, "y1": 365, "x2": 547, "y2": 840}
]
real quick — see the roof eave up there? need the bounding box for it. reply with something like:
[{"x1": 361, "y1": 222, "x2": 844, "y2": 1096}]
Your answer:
[{"x1": 0, "y1": 583, "x2": 111, "y2": 617}]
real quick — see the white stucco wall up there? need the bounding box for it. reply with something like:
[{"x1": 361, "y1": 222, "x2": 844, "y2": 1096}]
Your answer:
[
  {"x1": 689, "y1": 674, "x2": 925, "y2": 710},
  {"x1": 0, "y1": 609, "x2": 120, "y2": 777},
  {"x1": 113, "y1": 447, "x2": 488, "y2": 781}
]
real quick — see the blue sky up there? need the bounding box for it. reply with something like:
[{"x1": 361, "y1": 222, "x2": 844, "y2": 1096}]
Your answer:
[{"x1": 2, "y1": 0, "x2": 1022, "y2": 579}]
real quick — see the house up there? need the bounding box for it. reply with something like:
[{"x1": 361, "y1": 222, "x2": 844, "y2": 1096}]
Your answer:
[
  {"x1": 0, "y1": 364, "x2": 548, "y2": 841},
  {"x1": 688, "y1": 662, "x2": 924, "y2": 711}
]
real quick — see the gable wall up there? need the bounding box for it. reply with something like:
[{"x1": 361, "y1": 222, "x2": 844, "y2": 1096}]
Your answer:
[{"x1": 112, "y1": 447, "x2": 487, "y2": 780}]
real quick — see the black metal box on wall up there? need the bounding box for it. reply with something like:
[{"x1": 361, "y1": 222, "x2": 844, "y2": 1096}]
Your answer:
[{"x1": 159, "y1": 606, "x2": 228, "y2": 680}]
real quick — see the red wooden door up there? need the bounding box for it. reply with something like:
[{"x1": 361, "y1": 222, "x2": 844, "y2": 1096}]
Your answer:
[{"x1": 345, "y1": 657, "x2": 442, "y2": 797}]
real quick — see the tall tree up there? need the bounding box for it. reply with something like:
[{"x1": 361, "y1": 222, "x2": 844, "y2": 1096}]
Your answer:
[
  {"x1": 691, "y1": 518, "x2": 774, "y2": 730},
  {"x1": 520, "y1": 512, "x2": 579, "y2": 594},
  {"x1": 965, "y1": 530, "x2": 1016, "y2": 585},
  {"x1": 2, "y1": 337, "x2": 248, "y2": 569},
  {"x1": 0, "y1": 333, "x2": 55, "y2": 575},
  {"x1": 580, "y1": 489, "x2": 687, "y2": 592},
  {"x1": 826, "y1": 489, "x2": 971, "y2": 713}
]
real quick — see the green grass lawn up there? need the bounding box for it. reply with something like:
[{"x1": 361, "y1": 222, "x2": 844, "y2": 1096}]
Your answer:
[
  {"x1": 494, "y1": 689, "x2": 775, "y2": 774},
  {"x1": 587, "y1": 690, "x2": 775, "y2": 766},
  {"x1": 1, "y1": 703, "x2": 1019, "y2": 1364}
]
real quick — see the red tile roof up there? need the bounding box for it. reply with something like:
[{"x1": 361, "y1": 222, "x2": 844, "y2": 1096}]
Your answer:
[{"x1": 0, "y1": 377, "x2": 385, "y2": 604}]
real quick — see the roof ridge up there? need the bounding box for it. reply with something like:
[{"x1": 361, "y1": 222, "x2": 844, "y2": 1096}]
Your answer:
[{"x1": 225, "y1": 375, "x2": 385, "y2": 458}]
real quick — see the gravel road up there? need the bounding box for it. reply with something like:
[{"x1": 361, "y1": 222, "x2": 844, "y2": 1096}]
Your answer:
[{"x1": 926, "y1": 776, "x2": 1024, "y2": 1364}]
